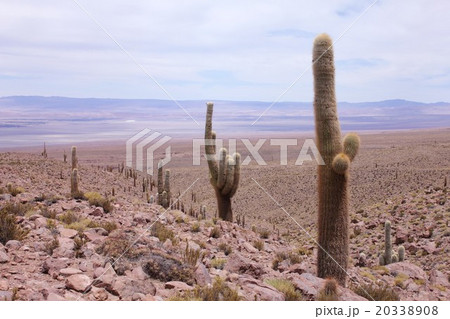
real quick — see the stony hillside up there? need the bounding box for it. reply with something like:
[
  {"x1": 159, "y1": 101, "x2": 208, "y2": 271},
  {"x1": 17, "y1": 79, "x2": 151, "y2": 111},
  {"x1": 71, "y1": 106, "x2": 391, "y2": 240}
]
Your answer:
[{"x1": 0, "y1": 152, "x2": 448, "y2": 301}]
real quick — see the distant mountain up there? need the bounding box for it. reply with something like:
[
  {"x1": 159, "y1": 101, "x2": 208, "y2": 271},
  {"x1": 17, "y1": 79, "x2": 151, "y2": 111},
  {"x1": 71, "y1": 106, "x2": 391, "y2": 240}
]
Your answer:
[{"x1": 0, "y1": 96, "x2": 449, "y2": 148}]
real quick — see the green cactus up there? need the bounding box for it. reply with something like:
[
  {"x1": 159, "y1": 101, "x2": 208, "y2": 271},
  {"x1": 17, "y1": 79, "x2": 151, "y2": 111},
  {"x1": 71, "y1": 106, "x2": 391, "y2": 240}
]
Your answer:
[
  {"x1": 204, "y1": 102, "x2": 241, "y2": 222},
  {"x1": 161, "y1": 191, "x2": 168, "y2": 209},
  {"x1": 313, "y1": 34, "x2": 360, "y2": 286},
  {"x1": 398, "y1": 245, "x2": 405, "y2": 262},
  {"x1": 384, "y1": 220, "x2": 392, "y2": 265}
]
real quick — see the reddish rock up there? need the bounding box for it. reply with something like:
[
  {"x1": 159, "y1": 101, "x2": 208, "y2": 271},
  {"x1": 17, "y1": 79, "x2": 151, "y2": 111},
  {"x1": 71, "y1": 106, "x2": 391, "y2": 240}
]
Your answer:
[
  {"x1": 238, "y1": 276, "x2": 284, "y2": 301},
  {"x1": 47, "y1": 292, "x2": 66, "y2": 301},
  {"x1": 165, "y1": 281, "x2": 193, "y2": 291},
  {"x1": 224, "y1": 253, "x2": 266, "y2": 278},
  {"x1": 66, "y1": 274, "x2": 92, "y2": 292},
  {"x1": 385, "y1": 262, "x2": 427, "y2": 279},
  {"x1": 89, "y1": 207, "x2": 104, "y2": 217},
  {"x1": 59, "y1": 267, "x2": 83, "y2": 276},
  {"x1": 0, "y1": 251, "x2": 9, "y2": 263},
  {"x1": 195, "y1": 263, "x2": 212, "y2": 286},
  {"x1": 59, "y1": 228, "x2": 78, "y2": 239}
]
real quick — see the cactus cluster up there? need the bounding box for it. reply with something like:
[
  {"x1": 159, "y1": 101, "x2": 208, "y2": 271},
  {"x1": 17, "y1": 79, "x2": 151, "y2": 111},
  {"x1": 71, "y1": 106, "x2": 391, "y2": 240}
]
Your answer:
[
  {"x1": 313, "y1": 33, "x2": 360, "y2": 286},
  {"x1": 379, "y1": 220, "x2": 406, "y2": 265},
  {"x1": 204, "y1": 102, "x2": 241, "y2": 222},
  {"x1": 157, "y1": 161, "x2": 171, "y2": 209}
]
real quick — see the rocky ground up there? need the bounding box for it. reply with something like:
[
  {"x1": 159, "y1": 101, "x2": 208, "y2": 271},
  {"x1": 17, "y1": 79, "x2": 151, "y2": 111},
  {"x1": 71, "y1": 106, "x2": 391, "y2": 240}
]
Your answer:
[{"x1": 0, "y1": 144, "x2": 449, "y2": 301}]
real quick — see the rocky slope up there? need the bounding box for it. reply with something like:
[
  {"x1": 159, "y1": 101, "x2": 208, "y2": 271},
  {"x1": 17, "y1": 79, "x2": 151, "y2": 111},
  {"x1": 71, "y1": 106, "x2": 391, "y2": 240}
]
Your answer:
[{"x1": 0, "y1": 152, "x2": 448, "y2": 301}]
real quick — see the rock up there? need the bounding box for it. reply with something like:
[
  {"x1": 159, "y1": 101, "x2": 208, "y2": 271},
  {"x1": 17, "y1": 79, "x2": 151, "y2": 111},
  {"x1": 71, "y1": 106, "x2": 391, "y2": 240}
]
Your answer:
[
  {"x1": 162, "y1": 239, "x2": 172, "y2": 250},
  {"x1": 142, "y1": 252, "x2": 194, "y2": 285},
  {"x1": 89, "y1": 207, "x2": 104, "y2": 217},
  {"x1": 92, "y1": 287, "x2": 109, "y2": 301},
  {"x1": 422, "y1": 242, "x2": 437, "y2": 255},
  {"x1": 34, "y1": 217, "x2": 47, "y2": 229},
  {"x1": 224, "y1": 253, "x2": 266, "y2": 278},
  {"x1": 60, "y1": 228, "x2": 78, "y2": 239},
  {"x1": 238, "y1": 276, "x2": 284, "y2": 301},
  {"x1": 0, "y1": 251, "x2": 9, "y2": 263},
  {"x1": 0, "y1": 291, "x2": 13, "y2": 301},
  {"x1": 111, "y1": 277, "x2": 156, "y2": 300},
  {"x1": 0, "y1": 279, "x2": 9, "y2": 290},
  {"x1": 60, "y1": 267, "x2": 83, "y2": 276},
  {"x1": 65, "y1": 274, "x2": 92, "y2": 292},
  {"x1": 242, "y1": 242, "x2": 258, "y2": 253},
  {"x1": 165, "y1": 281, "x2": 193, "y2": 291},
  {"x1": 47, "y1": 292, "x2": 66, "y2": 301},
  {"x1": 132, "y1": 293, "x2": 146, "y2": 301},
  {"x1": 187, "y1": 241, "x2": 201, "y2": 252},
  {"x1": 288, "y1": 273, "x2": 324, "y2": 299},
  {"x1": 429, "y1": 270, "x2": 449, "y2": 288},
  {"x1": 129, "y1": 266, "x2": 148, "y2": 281},
  {"x1": 195, "y1": 263, "x2": 212, "y2": 286},
  {"x1": 395, "y1": 228, "x2": 408, "y2": 244},
  {"x1": 5, "y1": 240, "x2": 21, "y2": 250},
  {"x1": 0, "y1": 243, "x2": 5, "y2": 253},
  {"x1": 133, "y1": 212, "x2": 151, "y2": 224},
  {"x1": 385, "y1": 262, "x2": 427, "y2": 279},
  {"x1": 42, "y1": 258, "x2": 70, "y2": 277},
  {"x1": 405, "y1": 243, "x2": 419, "y2": 254},
  {"x1": 93, "y1": 265, "x2": 116, "y2": 292},
  {"x1": 285, "y1": 263, "x2": 310, "y2": 275}
]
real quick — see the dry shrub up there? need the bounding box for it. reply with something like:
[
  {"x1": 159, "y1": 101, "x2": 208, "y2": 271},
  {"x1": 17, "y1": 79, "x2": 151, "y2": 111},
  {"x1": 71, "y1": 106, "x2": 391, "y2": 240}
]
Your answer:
[
  {"x1": 265, "y1": 278, "x2": 302, "y2": 301},
  {"x1": 84, "y1": 192, "x2": 113, "y2": 213},
  {"x1": 151, "y1": 221, "x2": 174, "y2": 243},
  {"x1": 170, "y1": 277, "x2": 241, "y2": 301},
  {"x1": 0, "y1": 210, "x2": 29, "y2": 244},
  {"x1": 352, "y1": 284, "x2": 400, "y2": 301}
]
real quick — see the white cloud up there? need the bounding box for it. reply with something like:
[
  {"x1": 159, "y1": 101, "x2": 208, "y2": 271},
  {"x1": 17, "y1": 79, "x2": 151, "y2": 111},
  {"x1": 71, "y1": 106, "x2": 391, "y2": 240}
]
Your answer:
[{"x1": 0, "y1": 0, "x2": 449, "y2": 103}]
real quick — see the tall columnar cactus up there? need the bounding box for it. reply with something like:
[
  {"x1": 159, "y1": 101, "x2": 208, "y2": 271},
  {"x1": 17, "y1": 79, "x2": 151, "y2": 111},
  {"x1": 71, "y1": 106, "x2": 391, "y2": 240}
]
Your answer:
[
  {"x1": 313, "y1": 33, "x2": 360, "y2": 286},
  {"x1": 156, "y1": 161, "x2": 171, "y2": 208},
  {"x1": 384, "y1": 220, "x2": 392, "y2": 265},
  {"x1": 164, "y1": 170, "x2": 171, "y2": 202},
  {"x1": 204, "y1": 102, "x2": 241, "y2": 222},
  {"x1": 71, "y1": 168, "x2": 79, "y2": 197},
  {"x1": 71, "y1": 146, "x2": 78, "y2": 170}
]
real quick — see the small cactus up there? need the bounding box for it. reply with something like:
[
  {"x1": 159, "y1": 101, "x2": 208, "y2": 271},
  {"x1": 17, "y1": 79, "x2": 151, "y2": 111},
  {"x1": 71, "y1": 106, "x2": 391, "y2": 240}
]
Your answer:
[
  {"x1": 204, "y1": 102, "x2": 241, "y2": 222},
  {"x1": 392, "y1": 254, "x2": 399, "y2": 263},
  {"x1": 161, "y1": 191, "x2": 168, "y2": 209},
  {"x1": 384, "y1": 220, "x2": 392, "y2": 265},
  {"x1": 63, "y1": 150, "x2": 67, "y2": 163},
  {"x1": 398, "y1": 245, "x2": 405, "y2": 262},
  {"x1": 149, "y1": 195, "x2": 155, "y2": 204}
]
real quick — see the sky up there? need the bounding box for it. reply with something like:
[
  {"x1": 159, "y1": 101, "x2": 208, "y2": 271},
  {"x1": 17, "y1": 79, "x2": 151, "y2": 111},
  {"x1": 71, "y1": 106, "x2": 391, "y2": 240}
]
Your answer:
[{"x1": 0, "y1": 0, "x2": 449, "y2": 103}]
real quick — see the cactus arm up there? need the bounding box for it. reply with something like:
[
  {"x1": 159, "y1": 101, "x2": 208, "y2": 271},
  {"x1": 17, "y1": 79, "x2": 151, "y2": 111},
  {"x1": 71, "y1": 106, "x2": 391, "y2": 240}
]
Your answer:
[
  {"x1": 217, "y1": 148, "x2": 228, "y2": 189},
  {"x1": 221, "y1": 156, "x2": 235, "y2": 195}
]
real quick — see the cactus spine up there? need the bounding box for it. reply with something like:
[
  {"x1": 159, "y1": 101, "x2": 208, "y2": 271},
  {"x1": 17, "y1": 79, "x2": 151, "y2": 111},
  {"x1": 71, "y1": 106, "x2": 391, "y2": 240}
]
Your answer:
[
  {"x1": 204, "y1": 102, "x2": 241, "y2": 222},
  {"x1": 313, "y1": 33, "x2": 360, "y2": 286}
]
